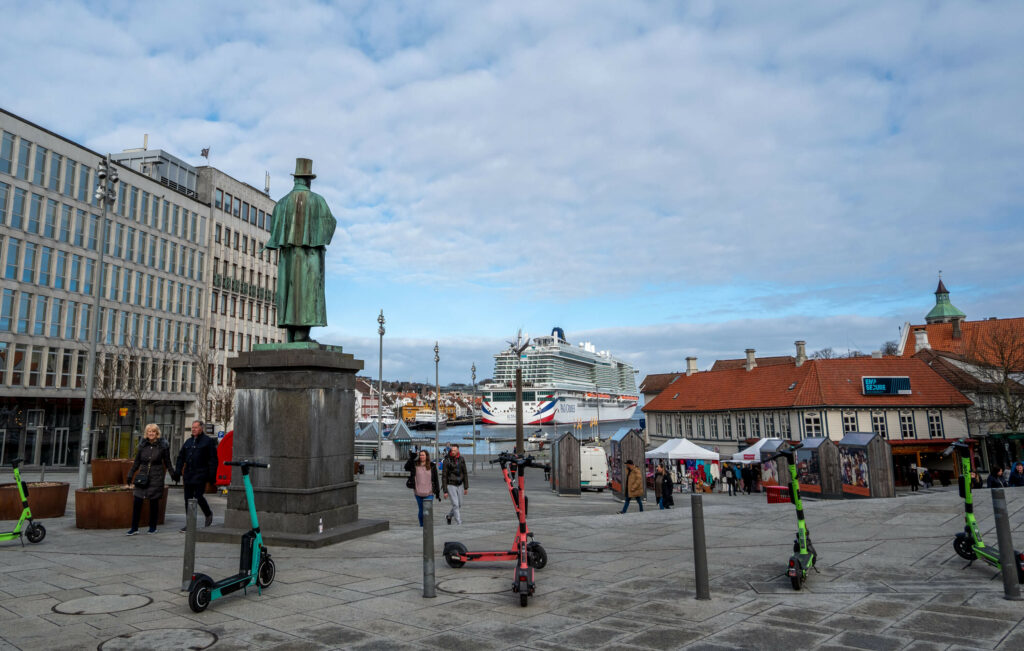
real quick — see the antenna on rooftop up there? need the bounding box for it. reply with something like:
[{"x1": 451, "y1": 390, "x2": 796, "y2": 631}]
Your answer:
[{"x1": 265, "y1": 171, "x2": 271, "y2": 195}]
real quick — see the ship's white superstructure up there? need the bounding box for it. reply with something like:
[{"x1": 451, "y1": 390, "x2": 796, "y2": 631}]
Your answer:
[{"x1": 481, "y1": 328, "x2": 638, "y2": 425}]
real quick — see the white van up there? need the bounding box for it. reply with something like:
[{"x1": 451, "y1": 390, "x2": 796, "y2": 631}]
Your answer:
[{"x1": 580, "y1": 446, "x2": 609, "y2": 492}]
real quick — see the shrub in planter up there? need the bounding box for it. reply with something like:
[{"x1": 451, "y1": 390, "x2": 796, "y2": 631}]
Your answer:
[
  {"x1": 90, "y1": 459, "x2": 135, "y2": 487},
  {"x1": 0, "y1": 481, "x2": 70, "y2": 519},
  {"x1": 75, "y1": 485, "x2": 169, "y2": 529}
]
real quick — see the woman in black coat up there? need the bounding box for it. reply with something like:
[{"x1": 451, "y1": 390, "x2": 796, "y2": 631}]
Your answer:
[
  {"x1": 660, "y1": 470, "x2": 674, "y2": 509},
  {"x1": 125, "y1": 423, "x2": 174, "y2": 535}
]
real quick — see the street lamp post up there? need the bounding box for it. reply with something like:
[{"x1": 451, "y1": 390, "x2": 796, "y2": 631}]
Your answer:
[
  {"x1": 376, "y1": 310, "x2": 385, "y2": 480},
  {"x1": 471, "y1": 363, "x2": 477, "y2": 474},
  {"x1": 433, "y1": 343, "x2": 440, "y2": 459},
  {"x1": 77, "y1": 155, "x2": 117, "y2": 490}
]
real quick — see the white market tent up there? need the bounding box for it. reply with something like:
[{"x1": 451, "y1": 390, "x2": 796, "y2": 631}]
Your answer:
[
  {"x1": 645, "y1": 438, "x2": 720, "y2": 461},
  {"x1": 731, "y1": 438, "x2": 783, "y2": 464}
]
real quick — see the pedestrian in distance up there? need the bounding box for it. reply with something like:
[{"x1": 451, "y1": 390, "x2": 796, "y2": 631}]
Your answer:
[
  {"x1": 125, "y1": 423, "x2": 174, "y2": 535},
  {"x1": 660, "y1": 467, "x2": 674, "y2": 509},
  {"x1": 920, "y1": 468, "x2": 933, "y2": 489},
  {"x1": 725, "y1": 464, "x2": 737, "y2": 496},
  {"x1": 908, "y1": 465, "x2": 920, "y2": 492},
  {"x1": 653, "y1": 463, "x2": 664, "y2": 506},
  {"x1": 405, "y1": 449, "x2": 440, "y2": 527},
  {"x1": 1008, "y1": 462, "x2": 1024, "y2": 487},
  {"x1": 620, "y1": 460, "x2": 644, "y2": 513},
  {"x1": 987, "y1": 466, "x2": 1008, "y2": 488},
  {"x1": 442, "y1": 444, "x2": 469, "y2": 525},
  {"x1": 742, "y1": 465, "x2": 753, "y2": 494},
  {"x1": 173, "y1": 420, "x2": 219, "y2": 531},
  {"x1": 969, "y1": 469, "x2": 983, "y2": 489}
]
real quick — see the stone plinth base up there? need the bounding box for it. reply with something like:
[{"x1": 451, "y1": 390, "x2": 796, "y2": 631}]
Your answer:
[{"x1": 222, "y1": 346, "x2": 388, "y2": 547}]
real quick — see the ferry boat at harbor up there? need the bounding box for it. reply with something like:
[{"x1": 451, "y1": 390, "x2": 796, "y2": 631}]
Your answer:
[
  {"x1": 480, "y1": 327, "x2": 639, "y2": 426},
  {"x1": 412, "y1": 409, "x2": 448, "y2": 430}
]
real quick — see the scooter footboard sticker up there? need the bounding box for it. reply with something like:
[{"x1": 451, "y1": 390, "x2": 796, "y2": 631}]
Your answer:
[
  {"x1": 99, "y1": 628, "x2": 218, "y2": 651},
  {"x1": 53, "y1": 594, "x2": 152, "y2": 615}
]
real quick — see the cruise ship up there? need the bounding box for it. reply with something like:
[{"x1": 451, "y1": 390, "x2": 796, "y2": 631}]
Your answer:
[{"x1": 480, "y1": 327, "x2": 639, "y2": 425}]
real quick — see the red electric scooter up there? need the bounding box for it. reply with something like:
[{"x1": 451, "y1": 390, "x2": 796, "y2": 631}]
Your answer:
[{"x1": 443, "y1": 452, "x2": 549, "y2": 607}]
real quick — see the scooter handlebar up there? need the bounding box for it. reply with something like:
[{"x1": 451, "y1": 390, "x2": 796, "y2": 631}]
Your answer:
[
  {"x1": 224, "y1": 460, "x2": 270, "y2": 469},
  {"x1": 942, "y1": 438, "x2": 970, "y2": 457}
]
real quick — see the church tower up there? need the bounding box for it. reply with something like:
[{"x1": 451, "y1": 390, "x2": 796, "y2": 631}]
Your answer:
[{"x1": 924, "y1": 276, "x2": 966, "y2": 324}]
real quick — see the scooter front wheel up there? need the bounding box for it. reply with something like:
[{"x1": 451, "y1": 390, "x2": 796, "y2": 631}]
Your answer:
[
  {"x1": 444, "y1": 542, "x2": 467, "y2": 568},
  {"x1": 953, "y1": 535, "x2": 977, "y2": 560},
  {"x1": 257, "y1": 557, "x2": 276, "y2": 588},
  {"x1": 188, "y1": 578, "x2": 213, "y2": 613},
  {"x1": 26, "y1": 523, "x2": 45, "y2": 544},
  {"x1": 527, "y1": 542, "x2": 547, "y2": 570}
]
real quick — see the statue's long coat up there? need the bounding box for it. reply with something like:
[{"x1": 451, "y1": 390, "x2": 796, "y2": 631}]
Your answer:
[{"x1": 265, "y1": 181, "x2": 337, "y2": 327}]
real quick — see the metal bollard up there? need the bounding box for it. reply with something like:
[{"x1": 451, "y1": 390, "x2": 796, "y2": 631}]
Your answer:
[
  {"x1": 691, "y1": 494, "x2": 711, "y2": 600},
  {"x1": 181, "y1": 498, "x2": 198, "y2": 591},
  {"x1": 990, "y1": 488, "x2": 1022, "y2": 601},
  {"x1": 423, "y1": 499, "x2": 436, "y2": 598}
]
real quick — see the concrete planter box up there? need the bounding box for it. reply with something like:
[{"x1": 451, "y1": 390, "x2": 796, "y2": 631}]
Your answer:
[
  {"x1": 91, "y1": 459, "x2": 134, "y2": 487},
  {"x1": 0, "y1": 482, "x2": 70, "y2": 519},
  {"x1": 75, "y1": 486, "x2": 169, "y2": 529}
]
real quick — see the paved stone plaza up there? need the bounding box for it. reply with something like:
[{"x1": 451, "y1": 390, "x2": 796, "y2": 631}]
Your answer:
[{"x1": 1, "y1": 464, "x2": 1022, "y2": 650}]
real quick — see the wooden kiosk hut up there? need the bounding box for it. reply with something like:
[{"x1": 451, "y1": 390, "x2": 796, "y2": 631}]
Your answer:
[
  {"x1": 549, "y1": 431, "x2": 581, "y2": 496},
  {"x1": 759, "y1": 439, "x2": 790, "y2": 488},
  {"x1": 609, "y1": 428, "x2": 645, "y2": 501},
  {"x1": 837, "y1": 432, "x2": 895, "y2": 498},
  {"x1": 796, "y1": 437, "x2": 842, "y2": 499}
]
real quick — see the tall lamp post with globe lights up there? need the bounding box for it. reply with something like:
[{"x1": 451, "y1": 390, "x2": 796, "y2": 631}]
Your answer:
[
  {"x1": 376, "y1": 310, "x2": 385, "y2": 479},
  {"x1": 433, "y1": 343, "x2": 440, "y2": 459},
  {"x1": 77, "y1": 155, "x2": 117, "y2": 490}
]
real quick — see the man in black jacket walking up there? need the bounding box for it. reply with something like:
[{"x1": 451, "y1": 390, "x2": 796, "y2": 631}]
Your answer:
[{"x1": 174, "y1": 420, "x2": 218, "y2": 530}]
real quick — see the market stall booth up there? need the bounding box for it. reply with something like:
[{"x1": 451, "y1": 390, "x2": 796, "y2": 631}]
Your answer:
[
  {"x1": 837, "y1": 432, "x2": 895, "y2": 498},
  {"x1": 796, "y1": 437, "x2": 842, "y2": 499},
  {"x1": 731, "y1": 438, "x2": 785, "y2": 493},
  {"x1": 759, "y1": 439, "x2": 790, "y2": 488},
  {"x1": 646, "y1": 438, "x2": 720, "y2": 492},
  {"x1": 550, "y1": 431, "x2": 581, "y2": 496},
  {"x1": 609, "y1": 428, "x2": 646, "y2": 501}
]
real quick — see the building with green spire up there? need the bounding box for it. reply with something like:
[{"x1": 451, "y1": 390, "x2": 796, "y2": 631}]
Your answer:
[{"x1": 924, "y1": 278, "x2": 966, "y2": 324}]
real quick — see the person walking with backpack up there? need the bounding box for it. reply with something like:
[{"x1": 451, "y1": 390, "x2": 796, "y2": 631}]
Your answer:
[{"x1": 442, "y1": 444, "x2": 469, "y2": 525}]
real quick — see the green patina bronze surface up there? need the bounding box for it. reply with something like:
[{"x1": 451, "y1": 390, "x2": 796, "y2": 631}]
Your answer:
[
  {"x1": 264, "y1": 158, "x2": 337, "y2": 343},
  {"x1": 252, "y1": 342, "x2": 345, "y2": 353}
]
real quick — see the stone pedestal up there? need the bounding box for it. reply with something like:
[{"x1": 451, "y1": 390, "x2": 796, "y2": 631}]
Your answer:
[{"x1": 198, "y1": 344, "x2": 388, "y2": 548}]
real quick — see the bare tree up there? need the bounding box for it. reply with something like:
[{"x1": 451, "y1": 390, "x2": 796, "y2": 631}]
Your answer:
[
  {"x1": 189, "y1": 338, "x2": 218, "y2": 425},
  {"x1": 210, "y1": 383, "x2": 235, "y2": 431},
  {"x1": 963, "y1": 323, "x2": 1024, "y2": 432},
  {"x1": 881, "y1": 340, "x2": 899, "y2": 356},
  {"x1": 91, "y1": 349, "x2": 126, "y2": 458},
  {"x1": 811, "y1": 347, "x2": 836, "y2": 359},
  {"x1": 121, "y1": 338, "x2": 159, "y2": 452}
]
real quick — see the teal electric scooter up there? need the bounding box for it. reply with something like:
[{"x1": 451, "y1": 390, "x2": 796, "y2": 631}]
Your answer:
[
  {"x1": 767, "y1": 444, "x2": 818, "y2": 590},
  {"x1": 944, "y1": 440, "x2": 1024, "y2": 582},
  {"x1": 188, "y1": 460, "x2": 275, "y2": 612},
  {"x1": 0, "y1": 458, "x2": 46, "y2": 545}
]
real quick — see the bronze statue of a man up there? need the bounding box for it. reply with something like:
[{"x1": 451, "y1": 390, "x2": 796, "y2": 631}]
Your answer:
[{"x1": 265, "y1": 158, "x2": 337, "y2": 343}]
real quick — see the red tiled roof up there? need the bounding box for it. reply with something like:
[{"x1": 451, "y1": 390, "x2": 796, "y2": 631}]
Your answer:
[
  {"x1": 901, "y1": 318, "x2": 1024, "y2": 370},
  {"x1": 710, "y1": 355, "x2": 795, "y2": 371},
  {"x1": 639, "y1": 372, "x2": 683, "y2": 395},
  {"x1": 642, "y1": 357, "x2": 971, "y2": 413}
]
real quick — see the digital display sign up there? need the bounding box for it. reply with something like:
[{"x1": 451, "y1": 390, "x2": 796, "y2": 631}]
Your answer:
[{"x1": 862, "y1": 376, "x2": 911, "y2": 395}]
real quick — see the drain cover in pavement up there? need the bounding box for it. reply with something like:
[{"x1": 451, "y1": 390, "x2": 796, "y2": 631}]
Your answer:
[
  {"x1": 437, "y1": 574, "x2": 510, "y2": 595},
  {"x1": 99, "y1": 628, "x2": 217, "y2": 651},
  {"x1": 53, "y1": 594, "x2": 151, "y2": 615}
]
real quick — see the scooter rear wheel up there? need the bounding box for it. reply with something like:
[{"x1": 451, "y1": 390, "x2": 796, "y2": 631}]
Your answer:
[
  {"x1": 188, "y1": 579, "x2": 213, "y2": 613},
  {"x1": 444, "y1": 542, "x2": 467, "y2": 568},
  {"x1": 26, "y1": 523, "x2": 45, "y2": 544},
  {"x1": 790, "y1": 573, "x2": 802, "y2": 591},
  {"x1": 257, "y1": 558, "x2": 276, "y2": 588},
  {"x1": 953, "y1": 535, "x2": 977, "y2": 560}
]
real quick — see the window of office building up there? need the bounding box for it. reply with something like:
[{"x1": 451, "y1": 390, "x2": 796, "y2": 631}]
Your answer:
[
  {"x1": 27, "y1": 193, "x2": 41, "y2": 234},
  {"x1": 39, "y1": 246, "x2": 52, "y2": 286},
  {"x1": 16, "y1": 292, "x2": 32, "y2": 334},
  {"x1": 63, "y1": 159, "x2": 76, "y2": 196},
  {"x1": 0, "y1": 132, "x2": 13, "y2": 174},
  {"x1": 50, "y1": 298, "x2": 63, "y2": 337},
  {"x1": 21, "y1": 242, "x2": 36, "y2": 283},
  {"x1": 871, "y1": 413, "x2": 888, "y2": 439},
  {"x1": 48, "y1": 152, "x2": 62, "y2": 191},
  {"x1": 233, "y1": 196, "x2": 240, "y2": 217},
  {"x1": 900, "y1": 413, "x2": 914, "y2": 439},
  {"x1": 215, "y1": 188, "x2": 223, "y2": 209},
  {"x1": 804, "y1": 413, "x2": 822, "y2": 437},
  {"x1": 5, "y1": 238, "x2": 20, "y2": 279},
  {"x1": 16, "y1": 139, "x2": 31, "y2": 180},
  {"x1": 0, "y1": 289, "x2": 14, "y2": 331},
  {"x1": 77, "y1": 166, "x2": 90, "y2": 203},
  {"x1": 33, "y1": 147, "x2": 47, "y2": 185},
  {"x1": 59, "y1": 205, "x2": 71, "y2": 242},
  {"x1": 10, "y1": 187, "x2": 25, "y2": 229},
  {"x1": 33, "y1": 296, "x2": 47, "y2": 335},
  {"x1": 11, "y1": 344, "x2": 27, "y2": 385},
  {"x1": 0, "y1": 182, "x2": 8, "y2": 225},
  {"x1": 61, "y1": 350, "x2": 72, "y2": 387}
]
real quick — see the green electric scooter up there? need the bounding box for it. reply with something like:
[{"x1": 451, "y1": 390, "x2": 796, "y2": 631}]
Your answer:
[
  {"x1": 187, "y1": 460, "x2": 275, "y2": 612},
  {"x1": 944, "y1": 440, "x2": 1024, "y2": 582},
  {"x1": 1, "y1": 458, "x2": 46, "y2": 545},
  {"x1": 767, "y1": 444, "x2": 817, "y2": 590}
]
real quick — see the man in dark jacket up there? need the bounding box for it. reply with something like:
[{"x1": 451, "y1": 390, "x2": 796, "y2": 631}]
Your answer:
[
  {"x1": 174, "y1": 420, "x2": 218, "y2": 530},
  {"x1": 441, "y1": 444, "x2": 469, "y2": 525},
  {"x1": 1008, "y1": 462, "x2": 1024, "y2": 487}
]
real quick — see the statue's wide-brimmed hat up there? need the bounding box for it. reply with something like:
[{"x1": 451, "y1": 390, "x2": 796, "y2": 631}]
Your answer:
[{"x1": 291, "y1": 157, "x2": 317, "y2": 180}]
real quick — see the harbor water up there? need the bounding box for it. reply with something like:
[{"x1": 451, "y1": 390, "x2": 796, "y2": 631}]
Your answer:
[{"x1": 410, "y1": 417, "x2": 643, "y2": 456}]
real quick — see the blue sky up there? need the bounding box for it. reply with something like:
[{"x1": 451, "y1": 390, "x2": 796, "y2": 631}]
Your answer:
[{"x1": 3, "y1": 1, "x2": 1022, "y2": 385}]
